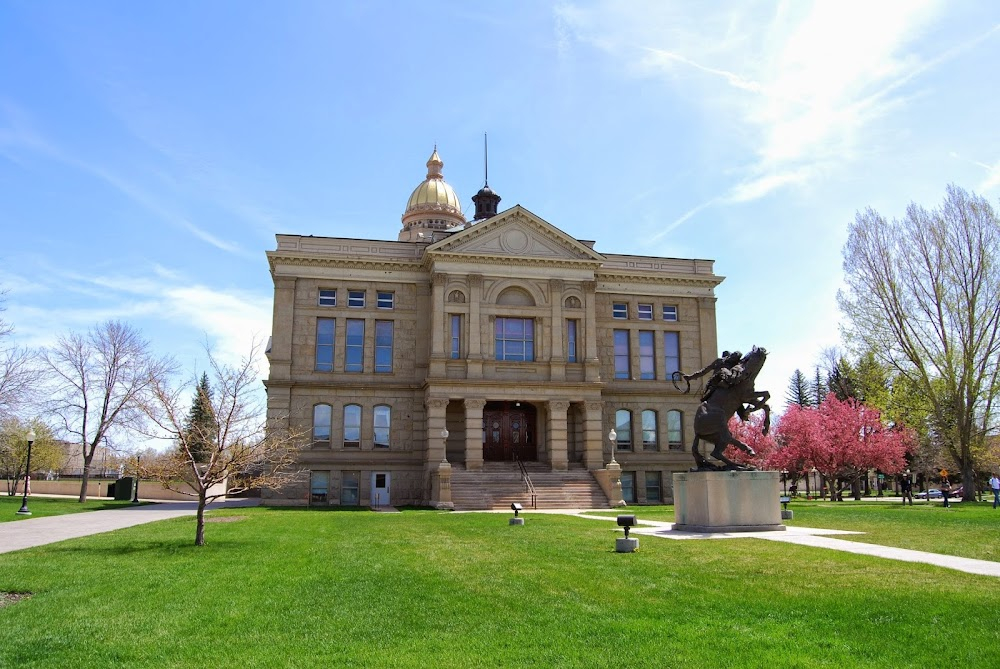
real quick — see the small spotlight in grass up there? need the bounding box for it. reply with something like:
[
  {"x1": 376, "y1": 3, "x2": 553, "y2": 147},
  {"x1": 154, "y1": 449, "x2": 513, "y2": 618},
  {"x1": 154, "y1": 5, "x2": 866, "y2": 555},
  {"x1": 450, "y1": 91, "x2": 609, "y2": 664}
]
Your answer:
[
  {"x1": 616, "y1": 514, "x2": 638, "y2": 553},
  {"x1": 510, "y1": 503, "x2": 524, "y2": 526}
]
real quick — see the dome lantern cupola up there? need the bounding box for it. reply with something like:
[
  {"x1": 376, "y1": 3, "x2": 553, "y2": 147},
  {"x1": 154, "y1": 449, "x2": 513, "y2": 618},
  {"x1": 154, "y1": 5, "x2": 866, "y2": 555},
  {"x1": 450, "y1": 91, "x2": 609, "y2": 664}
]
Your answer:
[{"x1": 399, "y1": 147, "x2": 466, "y2": 242}]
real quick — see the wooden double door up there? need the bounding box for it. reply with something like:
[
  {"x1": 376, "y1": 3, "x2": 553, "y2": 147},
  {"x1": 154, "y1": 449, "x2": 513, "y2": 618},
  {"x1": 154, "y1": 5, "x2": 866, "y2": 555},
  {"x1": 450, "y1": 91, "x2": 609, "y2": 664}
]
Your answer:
[{"x1": 483, "y1": 401, "x2": 537, "y2": 462}]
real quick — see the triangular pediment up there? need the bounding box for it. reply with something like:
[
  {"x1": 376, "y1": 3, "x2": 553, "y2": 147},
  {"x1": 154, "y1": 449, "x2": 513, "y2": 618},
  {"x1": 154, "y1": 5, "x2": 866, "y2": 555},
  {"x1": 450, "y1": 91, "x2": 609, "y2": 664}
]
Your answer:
[{"x1": 427, "y1": 205, "x2": 605, "y2": 263}]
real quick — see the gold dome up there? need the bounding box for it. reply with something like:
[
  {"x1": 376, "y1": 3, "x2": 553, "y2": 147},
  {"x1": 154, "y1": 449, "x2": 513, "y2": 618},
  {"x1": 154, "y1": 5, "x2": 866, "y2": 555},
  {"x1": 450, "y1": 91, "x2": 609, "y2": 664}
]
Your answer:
[{"x1": 402, "y1": 149, "x2": 465, "y2": 222}]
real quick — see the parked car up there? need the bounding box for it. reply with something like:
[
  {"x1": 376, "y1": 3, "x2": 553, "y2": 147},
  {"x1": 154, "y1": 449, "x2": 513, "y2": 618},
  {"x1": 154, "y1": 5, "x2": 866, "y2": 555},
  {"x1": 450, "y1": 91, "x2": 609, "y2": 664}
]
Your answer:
[{"x1": 915, "y1": 488, "x2": 943, "y2": 499}]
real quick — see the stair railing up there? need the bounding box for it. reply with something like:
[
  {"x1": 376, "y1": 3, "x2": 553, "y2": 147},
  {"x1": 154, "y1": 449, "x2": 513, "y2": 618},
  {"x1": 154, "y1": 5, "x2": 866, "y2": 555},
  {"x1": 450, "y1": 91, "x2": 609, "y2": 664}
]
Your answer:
[{"x1": 515, "y1": 454, "x2": 537, "y2": 509}]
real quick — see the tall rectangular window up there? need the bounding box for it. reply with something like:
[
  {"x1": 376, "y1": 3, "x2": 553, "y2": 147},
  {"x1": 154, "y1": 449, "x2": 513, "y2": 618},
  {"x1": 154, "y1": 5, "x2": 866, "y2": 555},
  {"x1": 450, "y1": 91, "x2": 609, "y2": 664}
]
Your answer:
[
  {"x1": 345, "y1": 319, "x2": 364, "y2": 372},
  {"x1": 313, "y1": 404, "x2": 332, "y2": 443},
  {"x1": 375, "y1": 320, "x2": 393, "y2": 373},
  {"x1": 662, "y1": 305, "x2": 678, "y2": 321},
  {"x1": 377, "y1": 291, "x2": 394, "y2": 309},
  {"x1": 566, "y1": 319, "x2": 578, "y2": 363},
  {"x1": 495, "y1": 318, "x2": 534, "y2": 361},
  {"x1": 638, "y1": 303, "x2": 653, "y2": 320},
  {"x1": 319, "y1": 289, "x2": 336, "y2": 307},
  {"x1": 310, "y1": 471, "x2": 329, "y2": 504},
  {"x1": 621, "y1": 471, "x2": 636, "y2": 504},
  {"x1": 315, "y1": 318, "x2": 335, "y2": 372},
  {"x1": 450, "y1": 315, "x2": 462, "y2": 359},
  {"x1": 341, "y1": 471, "x2": 360, "y2": 505},
  {"x1": 348, "y1": 290, "x2": 365, "y2": 308},
  {"x1": 612, "y1": 302, "x2": 628, "y2": 319},
  {"x1": 642, "y1": 409, "x2": 658, "y2": 451},
  {"x1": 667, "y1": 410, "x2": 683, "y2": 450},
  {"x1": 616, "y1": 409, "x2": 632, "y2": 451},
  {"x1": 343, "y1": 405, "x2": 361, "y2": 448},
  {"x1": 645, "y1": 471, "x2": 662, "y2": 503},
  {"x1": 373, "y1": 405, "x2": 390, "y2": 448},
  {"x1": 614, "y1": 330, "x2": 630, "y2": 379},
  {"x1": 639, "y1": 331, "x2": 655, "y2": 380},
  {"x1": 664, "y1": 332, "x2": 680, "y2": 376}
]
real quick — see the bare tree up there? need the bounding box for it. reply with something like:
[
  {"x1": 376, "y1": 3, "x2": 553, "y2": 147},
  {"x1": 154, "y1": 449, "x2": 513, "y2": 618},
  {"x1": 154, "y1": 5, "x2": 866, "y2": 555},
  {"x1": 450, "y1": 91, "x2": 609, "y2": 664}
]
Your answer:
[
  {"x1": 42, "y1": 321, "x2": 174, "y2": 502},
  {"x1": 142, "y1": 343, "x2": 305, "y2": 546},
  {"x1": 0, "y1": 289, "x2": 40, "y2": 419},
  {"x1": 839, "y1": 185, "x2": 1000, "y2": 500}
]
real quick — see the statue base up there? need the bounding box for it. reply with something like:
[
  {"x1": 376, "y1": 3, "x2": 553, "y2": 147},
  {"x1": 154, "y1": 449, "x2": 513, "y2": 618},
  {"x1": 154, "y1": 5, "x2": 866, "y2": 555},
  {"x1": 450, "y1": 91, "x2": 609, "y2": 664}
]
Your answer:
[{"x1": 672, "y1": 470, "x2": 785, "y2": 533}]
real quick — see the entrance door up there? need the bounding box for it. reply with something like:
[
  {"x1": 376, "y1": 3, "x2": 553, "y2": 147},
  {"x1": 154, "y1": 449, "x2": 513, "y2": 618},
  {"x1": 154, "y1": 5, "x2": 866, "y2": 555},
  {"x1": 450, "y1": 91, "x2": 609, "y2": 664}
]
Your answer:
[
  {"x1": 483, "y1": 402, "x2": 537, "y2": 461},
  {"x1": 371, "y1": 472, "x2": 390, "y2": 507}
]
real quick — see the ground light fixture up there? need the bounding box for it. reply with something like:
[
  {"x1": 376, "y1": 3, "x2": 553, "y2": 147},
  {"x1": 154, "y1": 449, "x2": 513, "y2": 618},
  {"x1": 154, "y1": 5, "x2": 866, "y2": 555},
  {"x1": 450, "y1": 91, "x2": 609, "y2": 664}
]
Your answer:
[
  {"x1": 510, "y1": 502, "x2": 524, "y2": 526},
  {"x1": 616, "y1": 514, "x2": 638, "y2": 553},
  {"x1": 16, "y1": 429, "x2": 36, "y2": 516}
]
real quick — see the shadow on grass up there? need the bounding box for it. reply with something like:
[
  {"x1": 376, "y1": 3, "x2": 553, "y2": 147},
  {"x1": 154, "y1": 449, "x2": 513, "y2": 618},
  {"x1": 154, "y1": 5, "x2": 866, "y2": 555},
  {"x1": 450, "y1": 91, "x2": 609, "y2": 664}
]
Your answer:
[
  {"x1": 47, "y1": 538, "x2": 252, "y2": 556},
  {"x1": 259, "y1": 505, "x2": 437, "y2": 513}
]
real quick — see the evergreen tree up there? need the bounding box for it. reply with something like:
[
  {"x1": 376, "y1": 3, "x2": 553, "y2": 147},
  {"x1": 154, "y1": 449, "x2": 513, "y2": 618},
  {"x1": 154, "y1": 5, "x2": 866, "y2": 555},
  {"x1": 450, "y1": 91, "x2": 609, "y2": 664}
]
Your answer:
[
  {"x1": 785, "y1": 369, "x2": 812, "y2": 407},
  {"x1": 183, "y1": 372, "x2": 217, "y2": 464},
  {"x1": 811, "y1": 367, "x2": 828, "y2": 406}
]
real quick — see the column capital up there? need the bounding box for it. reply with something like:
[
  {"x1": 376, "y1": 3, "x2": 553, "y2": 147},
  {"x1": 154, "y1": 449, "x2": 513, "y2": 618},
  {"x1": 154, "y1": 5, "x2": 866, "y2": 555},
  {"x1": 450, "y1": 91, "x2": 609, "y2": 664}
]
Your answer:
[
  {"x1": 549, "y1": 278, "x2": 564, "y2": 291},
  {"x1": 432, "y1": 272, "x2": 449, "y2": 287},
  {"x1": 463, "y1": 398, "x2": 488, "y2": 410},
  {"x1": 548, "y1": 400, "x2": 570, "y2": 413},
  {"x1": 582, "y1": 280, "x2": 597, "y2": 293},
  {"x1": 426, "y1": 398, "x2": 450, "y2": 410},
  {"x1": 585, "y1": 400, "x2": 604, "y2": 413},
  {"x1": 469, "y1": 273, "x2": 484, "y2": 288}
]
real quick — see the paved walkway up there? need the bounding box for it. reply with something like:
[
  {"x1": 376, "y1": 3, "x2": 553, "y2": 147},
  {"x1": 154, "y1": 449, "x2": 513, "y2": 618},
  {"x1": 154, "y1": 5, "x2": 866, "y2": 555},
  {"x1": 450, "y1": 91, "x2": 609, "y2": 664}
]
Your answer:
[
  {"x1": 577, "y1": 513, "x2": 1000, "y2": 578},
  {"x1": 0, "y1": 499, "x2": 259, "y2": 554}
]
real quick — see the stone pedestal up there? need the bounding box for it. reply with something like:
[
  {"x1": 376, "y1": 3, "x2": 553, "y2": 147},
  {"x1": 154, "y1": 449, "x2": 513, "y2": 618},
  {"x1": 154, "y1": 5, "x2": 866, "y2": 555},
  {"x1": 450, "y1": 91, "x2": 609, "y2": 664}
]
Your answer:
[
  {"x1": 672, "y1": 470, "x2": 785, "y2": 533},
  {"x1": 615, "y1": 537, "x2": 638, "y2": 553},
  {"x1": 509, "y1": 518, "x2": 525, "y2": 526}
]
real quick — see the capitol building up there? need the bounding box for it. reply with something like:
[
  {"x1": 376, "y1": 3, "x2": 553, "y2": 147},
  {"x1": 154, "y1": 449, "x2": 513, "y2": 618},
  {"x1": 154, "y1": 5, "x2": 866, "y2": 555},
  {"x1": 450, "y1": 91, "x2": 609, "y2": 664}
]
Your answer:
[{"x1": 263, "y1": 149, "x2": 723, "y2": 508}]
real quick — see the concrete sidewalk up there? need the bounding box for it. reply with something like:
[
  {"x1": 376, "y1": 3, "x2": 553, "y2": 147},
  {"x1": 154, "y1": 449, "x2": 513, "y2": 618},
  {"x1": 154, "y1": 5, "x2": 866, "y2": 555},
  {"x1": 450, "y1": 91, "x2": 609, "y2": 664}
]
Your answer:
[
  {"x1": 0, "y1": 499, "x2": 259, "y2": 554},
  {"x1": 577, "y1": 514, "x2": 1000, "y2": 578}
]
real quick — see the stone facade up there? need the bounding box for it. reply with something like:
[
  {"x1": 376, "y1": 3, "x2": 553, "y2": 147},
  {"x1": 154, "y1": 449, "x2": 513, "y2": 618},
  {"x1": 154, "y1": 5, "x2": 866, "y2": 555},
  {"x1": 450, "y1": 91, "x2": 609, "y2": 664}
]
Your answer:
[{"x1": 263, "y1": 160, "x2": 723, "y2": 508}]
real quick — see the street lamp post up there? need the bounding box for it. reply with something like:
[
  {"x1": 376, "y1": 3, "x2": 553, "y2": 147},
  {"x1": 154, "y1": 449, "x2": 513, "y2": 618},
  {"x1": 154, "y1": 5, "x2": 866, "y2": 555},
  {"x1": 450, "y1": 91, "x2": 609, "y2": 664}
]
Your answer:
[
  {"x1": 608, "y1": 429, "x2": 617, "y2": 465},
  {"x1": 441, "y1": 428, "x2": 449, "y2": 464},
  {"x1": 132, "y1": 455, "x2": 141, "y2": 504},
  {"x1": 16, "y1": 429, "x2": 37, "y2": 516}
]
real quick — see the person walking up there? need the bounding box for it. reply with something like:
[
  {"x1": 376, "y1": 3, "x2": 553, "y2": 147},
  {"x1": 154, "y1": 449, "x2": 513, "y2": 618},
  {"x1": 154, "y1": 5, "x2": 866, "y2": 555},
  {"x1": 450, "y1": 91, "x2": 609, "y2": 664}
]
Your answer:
[
  {"x1": 941, "y1": 477, "x2": 952, "y2": 508},
  {"x1": 900, "y1": 475, "x2": 913, "y2": 506},
  {"x1": 989, "y1": 473, "x2": 1000, "y2": 509}
]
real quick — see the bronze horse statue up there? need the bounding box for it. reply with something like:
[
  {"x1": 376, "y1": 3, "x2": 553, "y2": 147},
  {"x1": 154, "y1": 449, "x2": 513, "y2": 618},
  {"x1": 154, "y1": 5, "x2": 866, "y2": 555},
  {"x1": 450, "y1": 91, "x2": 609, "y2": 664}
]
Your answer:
[{"x1": 684, "y1": 346, "x2": 771, "y2": 471}]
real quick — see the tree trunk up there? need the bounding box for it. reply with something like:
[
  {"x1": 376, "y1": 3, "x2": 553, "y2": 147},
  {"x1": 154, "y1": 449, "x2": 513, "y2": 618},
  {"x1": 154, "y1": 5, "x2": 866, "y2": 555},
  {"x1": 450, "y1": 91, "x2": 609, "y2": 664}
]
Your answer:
[
  {"x1": 78, "y1": 460, "x2": 91, "y2": 503},
  {"x1": 195, "y1": 495, "x2": 207, "y2": 546}
]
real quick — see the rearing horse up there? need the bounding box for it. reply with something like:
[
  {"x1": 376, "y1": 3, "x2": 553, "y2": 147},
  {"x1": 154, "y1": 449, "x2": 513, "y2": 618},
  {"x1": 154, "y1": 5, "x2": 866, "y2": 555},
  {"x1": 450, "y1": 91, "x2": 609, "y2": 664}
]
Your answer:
[{"x1": 689, "y1": 346, "x2": 771, "y2": 471}]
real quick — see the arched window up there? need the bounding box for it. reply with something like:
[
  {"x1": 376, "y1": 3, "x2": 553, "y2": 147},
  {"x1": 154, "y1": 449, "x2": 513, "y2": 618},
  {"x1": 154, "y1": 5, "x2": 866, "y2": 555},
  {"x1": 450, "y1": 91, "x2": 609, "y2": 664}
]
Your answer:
[
  {"x1": 343, "y1": 404, "x2": 361, "y2": 448},
  {"x1": 667, "y1": 410, "x2": 683, "y2": 450},
  {"x1": 641, "y1": 410, "x2": 658, "y2": 451},
  {"x1": 313, "y1": 404, "x2": 332, "y2": 443},
  {"x1": 615, "y1": 409, "x2": 633, "y2": 451},
  {"x1": 374, "y1": 405, "x2": 391, "y2": 448}
]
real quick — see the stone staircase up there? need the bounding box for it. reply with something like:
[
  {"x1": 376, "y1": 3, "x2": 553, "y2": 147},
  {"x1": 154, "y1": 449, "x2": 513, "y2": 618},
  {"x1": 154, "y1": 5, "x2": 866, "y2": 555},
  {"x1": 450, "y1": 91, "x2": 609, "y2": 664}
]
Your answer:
[{"x1": 450, "y1": 461, "x2": 610, "y2": 510}]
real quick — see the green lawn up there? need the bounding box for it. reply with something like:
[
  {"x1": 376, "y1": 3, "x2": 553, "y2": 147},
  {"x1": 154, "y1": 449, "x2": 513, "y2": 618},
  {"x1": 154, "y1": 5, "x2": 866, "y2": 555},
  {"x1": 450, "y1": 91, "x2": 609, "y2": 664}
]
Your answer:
[
  {"x1": 0, "y1": 494, "x2": 144, "y2": 522},
  {"x1": 1, "y1": 506, "x2": 998, "y2": 668}
]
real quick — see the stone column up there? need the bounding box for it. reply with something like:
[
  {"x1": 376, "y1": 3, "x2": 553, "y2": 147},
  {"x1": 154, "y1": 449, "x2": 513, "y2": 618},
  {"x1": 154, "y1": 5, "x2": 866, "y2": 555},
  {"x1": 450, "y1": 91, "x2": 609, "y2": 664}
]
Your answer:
[
  {"x1": 425, "y1": 397, "x2": 452, "y2": 509},
  {"x1": 464, "y1": 398, "x2": 486, "y2": 471},
  {"x1": 547, "y1": 400, "x2": 569, "y2": 471},
  {"x1": 549, "y1": 279, "x2": 565, "y2": 381},
  {"x1": 468, "y1": 274, "x2": 484, "y2": 378},
  {"x1": 430, "y1": 273, "x2": 448, "y2": 377},
  {"x1": 583, "y1": 280, "x2": 600, "y2": 382},
  {"x1": 583, "y1": 400, "x2": 604, "y2": 470}
]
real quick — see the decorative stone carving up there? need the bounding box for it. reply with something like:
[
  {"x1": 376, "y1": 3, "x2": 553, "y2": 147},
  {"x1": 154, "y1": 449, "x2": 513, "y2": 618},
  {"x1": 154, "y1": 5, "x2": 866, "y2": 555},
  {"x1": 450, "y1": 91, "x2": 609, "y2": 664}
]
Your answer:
[
  {"x1": 426, "y1": 398, "x2": 450, "y2": 410},
  {"x1": 464, "y1": 398, "x2": 487, "y2": 410},
  {"x1": 448, "y1": 290, "x2": 466, "y2": 303},
  {"x1": 564, "y1": 296, "x2": 581, "y2": 309},
  {"x1": 548, "y1": 400, "x2": 570, "y2": 413},
  {"x1": 432, "y1": 272, "x2": 448, "y2": 287}
]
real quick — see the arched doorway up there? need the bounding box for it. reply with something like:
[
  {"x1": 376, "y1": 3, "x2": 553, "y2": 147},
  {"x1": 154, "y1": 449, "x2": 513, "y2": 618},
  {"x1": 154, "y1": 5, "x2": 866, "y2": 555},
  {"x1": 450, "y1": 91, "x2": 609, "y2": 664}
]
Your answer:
[{"x1": 483, "y1": 401, "x2": 537, "y2": 461}]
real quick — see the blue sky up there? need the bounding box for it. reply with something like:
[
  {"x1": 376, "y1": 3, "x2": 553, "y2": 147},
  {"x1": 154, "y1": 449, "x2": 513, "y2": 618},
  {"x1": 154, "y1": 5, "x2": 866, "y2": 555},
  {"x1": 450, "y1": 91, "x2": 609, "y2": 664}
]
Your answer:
[{"x1": 1, "y1": 0, "x2": 998, "y2": 409}]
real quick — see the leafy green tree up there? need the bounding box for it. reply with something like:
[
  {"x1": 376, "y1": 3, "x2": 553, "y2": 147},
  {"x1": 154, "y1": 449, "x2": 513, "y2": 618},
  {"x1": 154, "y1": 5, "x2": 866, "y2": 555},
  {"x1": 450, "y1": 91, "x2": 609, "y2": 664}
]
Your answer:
[
  {"x1": 0, "y1": 418, "x2": 64, "y2": 495},
  {"x1": 840, "y1": 185, "x2": 1000, "y2": 501},
  {"x1": 183, "y1": 373, "x2": 216, "y2": 464},
  {"x1": 785, "y1": 369, "x2": 812, "y2": 407}
]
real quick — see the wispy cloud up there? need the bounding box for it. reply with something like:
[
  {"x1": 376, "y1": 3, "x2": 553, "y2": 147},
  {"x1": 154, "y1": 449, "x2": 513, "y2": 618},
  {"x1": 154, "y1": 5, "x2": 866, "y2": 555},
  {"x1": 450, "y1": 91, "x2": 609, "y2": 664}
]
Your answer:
[{"x1": 0, "y1": 102, "x2": 252, "y2": 257}]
